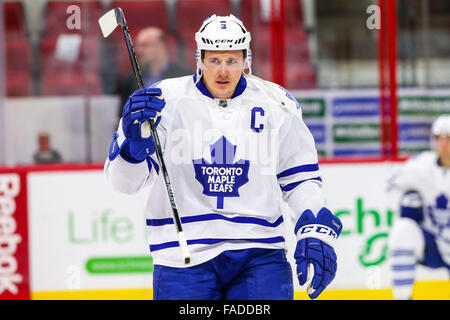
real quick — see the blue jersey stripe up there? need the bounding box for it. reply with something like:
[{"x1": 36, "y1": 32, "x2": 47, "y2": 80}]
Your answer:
[
  {"x1": 280, "y1": 177, "x2": 322, "y2": 192},
  {"x1": 391, "y1": 249, "x2": 414, "y2": 257},
  {"x1": 147, "y1": 213, "x2": 284, "y2": 228},
  {"x1": 147, "y1": 217, "x2": 174, "y2": 226},
  {"x1": 277, "y1": 163, "x2": 319, "y2": 179},
  {"x1": 149, "y1": 236, "x2": 285, "y2": 252},
  {"x1": 393, "y1": 278, "x2": 414, "y2": 286},
  {"x1": 392, "y1": 264, "x2": 415, "y2": 271}
]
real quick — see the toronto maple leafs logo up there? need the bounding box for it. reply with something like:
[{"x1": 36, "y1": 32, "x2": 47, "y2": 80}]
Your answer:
[
  {"x1": 428, "y1": 193, "x2": 450, "y2": 235},
  {"x1": 193, "y1": 136, "x2": 250, "y2": 209}
]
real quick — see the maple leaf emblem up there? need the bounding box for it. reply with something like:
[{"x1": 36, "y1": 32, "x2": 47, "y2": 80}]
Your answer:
[
  {"x1": 428, "y1": 193, "x2": 450, "y2": 236},
  {"x1": 193, "y1": 136, "x2": 250, "y2": 209}
]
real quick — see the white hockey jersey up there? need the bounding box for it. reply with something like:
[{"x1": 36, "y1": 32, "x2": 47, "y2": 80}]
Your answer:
[
  {"x1": 105, "y1": 74, "x2": 325, "y2": 267},
  {"x1": 389, "y1": 151, "x2": 450, "y2": 265}
]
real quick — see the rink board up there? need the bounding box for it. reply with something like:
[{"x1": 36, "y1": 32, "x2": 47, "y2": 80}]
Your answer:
[
  {"x1": 0, "y1": 161, "x2": 448, "y2": 300},
  {"x1": 31, "y1": 280, "x2": 450, "y2": 300}
]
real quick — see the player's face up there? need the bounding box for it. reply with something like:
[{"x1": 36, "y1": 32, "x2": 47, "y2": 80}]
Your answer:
[
  {"x1": 201, "y1": 50, "x2": 245, "y2": 99},
  {"x1": 436, "y1": 134, "x2": 450, "y2": 164}
]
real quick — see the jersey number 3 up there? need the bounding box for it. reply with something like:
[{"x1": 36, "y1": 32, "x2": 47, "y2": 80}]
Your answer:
[{"x1": 251, "y1": 107, "x2": 264, "y2": 133}]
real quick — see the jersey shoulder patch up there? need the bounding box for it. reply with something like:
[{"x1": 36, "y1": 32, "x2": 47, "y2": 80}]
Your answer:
[
  {"x1": 276, "y1": 85, "x2": 301, "y2": 110},
  {"x1": 259, "y1": 80, "x2": 301, "y2": 114}
]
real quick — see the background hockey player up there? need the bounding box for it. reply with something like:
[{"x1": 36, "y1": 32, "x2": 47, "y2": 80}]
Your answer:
[
  {"x1": 105, "y1": 14, "x2": 342, "y2": 300},
  {"x1": 388, "y1": 114, "x2": 450, "y2": 300}
]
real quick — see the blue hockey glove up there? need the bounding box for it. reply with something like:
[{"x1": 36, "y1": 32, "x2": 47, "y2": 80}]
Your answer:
[
  {"x1": 294, "y1": 207, "x2": 342, "y2": 299},
  {"x1": 108, "y1": 88, "x2": 165, "y2": 163}
]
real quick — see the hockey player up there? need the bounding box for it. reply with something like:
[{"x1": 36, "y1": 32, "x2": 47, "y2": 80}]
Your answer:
[
  {"x1": 388, "y1": 114, "x2": 450, "y2": 300},
  {"x1": 105, "y1": 14, "x2": 342, "y2": 300}
]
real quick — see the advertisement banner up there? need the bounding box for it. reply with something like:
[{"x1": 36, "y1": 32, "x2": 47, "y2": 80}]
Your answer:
[
  {"x1": 27, "y1": 170, "x2": 151, "y2": 293},
  {"x1": 306, "y1": 123, "x2": 326, "y2": 144},
  {"x1": 399, "y1": 96, "x2": 450, "y2": 116},
  {"x1": 293, "y1": 89, "x2": 450, "y2": 158},
  {"x1": 333, "y1": 123, "x2": 380, "y2": 143},
  {"x1": 1, "y1": 162, "x2": 448, "y2": 299},
  {"x1": 297, "y1": 97, "x2": 326, "y2": 118},
  {"x1": 319, "y1": 162, "x2": 397, "y2": 289},
  {"x1": 0, "y1": 171, "x2": 30, "y2": 300},
  {"x1": 332, "y1": 97, "x2": 380, "y2": 117},
  {"x1": 399, "y1": 122, "x2": 432, "y2": 142}
]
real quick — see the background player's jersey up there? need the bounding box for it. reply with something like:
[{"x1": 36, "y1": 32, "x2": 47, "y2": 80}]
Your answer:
[
  {"x1": 105, "y1": 74, "x2": 324, "y2": 267},
  {"x1": 389, "y1": 151, "x2": 450, "y2": 265}
]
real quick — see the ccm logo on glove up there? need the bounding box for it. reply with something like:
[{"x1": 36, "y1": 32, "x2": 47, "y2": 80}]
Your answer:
[
  {"x1": 298, "y1": 224, "x2": 338, "y2": 239},
  {"x1": 294, "y1": 208, "x2": 342, "y2": 247}
]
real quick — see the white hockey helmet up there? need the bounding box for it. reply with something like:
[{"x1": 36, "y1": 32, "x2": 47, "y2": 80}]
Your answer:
[
  {"x1": 194, "y1": 14, "x2": 252, "y2": 73},
  {"x1": 431, "y1": 114, "x2": 450, "y2": 136}
]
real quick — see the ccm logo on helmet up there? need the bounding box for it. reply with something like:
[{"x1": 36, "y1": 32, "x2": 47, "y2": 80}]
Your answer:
[{"x1": 215, "y1": 39, "x2": 234, "y2": 43}]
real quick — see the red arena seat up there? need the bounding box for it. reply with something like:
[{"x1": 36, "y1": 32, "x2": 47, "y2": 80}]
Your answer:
[
  {"x1": 39, "y1": 37, "x2": 102, "y2": 95},
  {"x1": 175, "y1": 0, "x2": 232, "y2": 69},
  {"x1": 175, "y1": 0, "x2": 232, "y2": 36},
  {"x1": 7, "y1": 72, "x2": 33, "y2": 97},
  {"x1": 111, "y1": 1, "x2": 169, "y2": 32},
  {"x1": 286, "y1": 63, "x2": 317, "y2": 89},
  {"x1": 239, "y1": 0, "x2": 304, "y2": 34},
  {"x1": 43, "y1": 1, "x2": 103, "y2": 38},
  {"x1": 5, "y1": 39, "x2": 32, "y2": 96},
  {"x1": 5, "y1": 39, "x2": 32, "y2": 72},
  {"x1": 3, "y1": 1, "x2": 26, "y2": 39}
]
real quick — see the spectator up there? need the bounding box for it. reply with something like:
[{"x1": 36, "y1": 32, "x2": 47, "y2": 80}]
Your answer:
[
  {"x1": 33, "y1": 132, "x2": 62, "y2": 164},
  {"x1": 116, "y1": 27, "x2": 193, "y2": 118}
]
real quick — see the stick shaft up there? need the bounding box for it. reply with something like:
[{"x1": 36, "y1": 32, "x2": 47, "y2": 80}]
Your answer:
[
  {"x1": 122, "y1": 25, "x2": 145, "y2": 90},
  {"x1": 116, "y1": 9, "x2": 190, "y2": 264}
]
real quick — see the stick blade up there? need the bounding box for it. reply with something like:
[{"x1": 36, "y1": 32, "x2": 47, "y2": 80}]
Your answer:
[{"x1": 98, "y1": 8, "x2": 120, "y2": 38}]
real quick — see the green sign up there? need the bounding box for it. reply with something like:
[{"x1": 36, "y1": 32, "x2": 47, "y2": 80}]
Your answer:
[
  {"x1": 399, "y1": 96, "x2": 450, "y2": 116},
  {"x1": 86, "y1": 256, "x2": 154, "y2": 274},
  {"x1": 317, "y1": 149, "x2": 327, "y2": 158},
  {"x1": 297, "y1": 98, "x2": 326, "y2": 118},
  {"x1": 333, "y1": 123, "x2": 380, "y2": 143},
  {"x1": 68, "y1": 209, "x2": 134, "y2": 244},
  {"x1": 335, "y1": 197, "x2": 394, "y2": 267},
  {"x1": 400, "y1": 146, "x2": 430, "y2": 155}
]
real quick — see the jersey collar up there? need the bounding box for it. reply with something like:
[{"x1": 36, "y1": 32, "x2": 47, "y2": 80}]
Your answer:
[{"x1": 192, "y1": 72, "x2": 247, "y2": 100}]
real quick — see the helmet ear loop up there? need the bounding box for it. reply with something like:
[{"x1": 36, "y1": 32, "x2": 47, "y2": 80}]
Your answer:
[
  {"x1": 244, "y1": 49, "x2": 252, "y2": 76},
  {"x1": 195, "y1": 49, "x2": 202, "y2": 85}
]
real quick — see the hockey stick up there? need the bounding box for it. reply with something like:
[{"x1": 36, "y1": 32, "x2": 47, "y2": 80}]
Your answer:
[{"x1": 99, "y1": 8, "x2": 191, "y2": 265}]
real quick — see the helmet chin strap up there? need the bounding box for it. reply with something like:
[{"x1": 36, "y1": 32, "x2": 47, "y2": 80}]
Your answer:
[
  {"x1": 244, "y1": 59, "x2": 252, "y2": 76},
  {"x1": 244, "y1": 48, "x2": 252, "y2": 75},
  {"x1": 195, "y1": 67, "x2": 202, "y2": 85}
]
